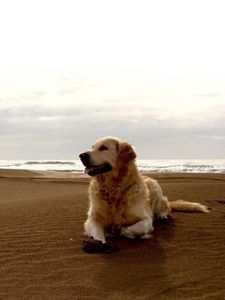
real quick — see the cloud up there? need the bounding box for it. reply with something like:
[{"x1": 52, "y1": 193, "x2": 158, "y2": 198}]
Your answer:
[
  {"x1": 197, "y1": 93, "x2": 222, "y2": 98},
  {"x1": 1, "y1": 89, "x2": 225, "y2": 159},
  {"x1": 57, "y1": 84, "x2": 87, "y2": 95},
  {"x1": 21, "y1": 91, "x2": 47, "y2": 101},
  {"x1": 57, "y1": 89, "x2": 77, "y2": 96},
  {"x1": 1, "y1": 99, "x2": 225, "y2": 134}
]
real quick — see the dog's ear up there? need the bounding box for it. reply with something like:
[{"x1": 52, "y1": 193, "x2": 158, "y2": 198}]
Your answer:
[{"x1": 118, "y1": 141, "x2": 136, "y2": 163}]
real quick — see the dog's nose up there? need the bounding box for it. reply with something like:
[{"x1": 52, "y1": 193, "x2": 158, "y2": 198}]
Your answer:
[{"x1": 79, "y1": 152, "x2": 90, "y2": 162}]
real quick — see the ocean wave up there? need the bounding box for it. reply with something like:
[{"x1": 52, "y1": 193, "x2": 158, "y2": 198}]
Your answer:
[
  {"x1": 0, "y1": 160, "x2": 225, "y2": 173},
  {"x1": 23, "y1": 161, "x2": 76, "y2": 165}
]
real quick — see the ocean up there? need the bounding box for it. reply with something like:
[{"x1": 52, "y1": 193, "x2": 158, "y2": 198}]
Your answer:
[{"x1": 1, "y1": 159, "x2": 225, "y2": 173}]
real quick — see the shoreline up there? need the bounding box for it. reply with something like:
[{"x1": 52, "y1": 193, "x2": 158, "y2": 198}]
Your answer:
[
  {"x1": 1, "y1": 167, "x2": 225, "y2": 178},
  {"x1": 1, "y1": 158, "x2": 225, "y2": 174}
]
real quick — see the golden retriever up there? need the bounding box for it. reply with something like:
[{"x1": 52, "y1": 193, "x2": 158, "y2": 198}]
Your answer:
[{"x1": 79, "y1": 137, "x2": 209, "y2": 244}]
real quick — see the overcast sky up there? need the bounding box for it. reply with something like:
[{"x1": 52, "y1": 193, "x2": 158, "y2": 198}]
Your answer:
[{"x1": 1, "y1": 0, "x2": 225, "y2": 159}]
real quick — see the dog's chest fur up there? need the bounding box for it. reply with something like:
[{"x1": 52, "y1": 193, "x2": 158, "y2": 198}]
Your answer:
[{"x1": 91, "y1": 177, "x2": 141, "y2": 232}]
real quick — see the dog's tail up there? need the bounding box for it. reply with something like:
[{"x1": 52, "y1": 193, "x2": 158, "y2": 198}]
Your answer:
[{"x1": 168, "y1": 200, "x2": 210, "y2": 213}]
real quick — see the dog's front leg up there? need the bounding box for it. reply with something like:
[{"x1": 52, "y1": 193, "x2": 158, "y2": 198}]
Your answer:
[
  {"x1": 120, "y1": 217, "x2": 153, "y2": 239},
  {"x1": 84, "y1": 217, "x2": 106, "y2": 243}
]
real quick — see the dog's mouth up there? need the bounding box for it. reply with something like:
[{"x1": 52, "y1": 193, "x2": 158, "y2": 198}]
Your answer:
[{"x1": 84, "y1": 163, "x2": 112, "y2": 176}]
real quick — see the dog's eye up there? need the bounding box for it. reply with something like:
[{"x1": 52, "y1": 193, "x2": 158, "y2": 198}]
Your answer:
[{"x1": 99, "y1": 145, "x2": 108, "y2": 151}]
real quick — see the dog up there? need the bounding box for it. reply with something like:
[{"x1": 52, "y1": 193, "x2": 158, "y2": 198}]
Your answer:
[{"x1": 79, "y1": 137, "x2": 209, "y2": 244}]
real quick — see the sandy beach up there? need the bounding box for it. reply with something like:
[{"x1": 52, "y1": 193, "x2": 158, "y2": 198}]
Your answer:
[{"x1": 0, "y1": 169, "x2": 225, "y2": 300}]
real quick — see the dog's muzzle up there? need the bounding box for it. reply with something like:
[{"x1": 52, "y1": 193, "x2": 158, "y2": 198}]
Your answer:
[
  {"x1": 79, "y1": 152, "x2": 90, "y2": 166},
  {"x1": 79, "y1": 151, "x2": 112, "y2": 176}
]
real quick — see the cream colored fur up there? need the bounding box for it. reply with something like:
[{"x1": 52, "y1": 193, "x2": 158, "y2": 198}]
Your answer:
[{"x1": 83, "y1": 137, "x2": 209, "y2": 243}]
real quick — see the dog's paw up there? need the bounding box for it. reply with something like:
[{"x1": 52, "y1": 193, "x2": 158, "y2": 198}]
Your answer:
[
  {"x1": 157, "y1": 212, "x2": 169, "y2": 219},
  {"x1": 82, "y1": 238, "x2": 102, "y2": 253},
  {"x1": 120, "y1": 227, "x2": 136, "y2": 239},
  {"x1": 140, "y1": 233, "x2": 152, "y2": 239},
  {"x1": 102, "y1": 240, "x2": 120, "y2": 253},
  {"x1": 82, "y1": 237, "x2": 119, "y2": 254}
]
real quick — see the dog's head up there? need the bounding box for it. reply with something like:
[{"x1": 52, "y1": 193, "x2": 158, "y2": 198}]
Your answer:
[{"x1": 79, "y1": 137, "x2": 136, "y2": 176}]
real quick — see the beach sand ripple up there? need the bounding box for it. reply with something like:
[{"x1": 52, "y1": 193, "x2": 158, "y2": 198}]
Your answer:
[{"x1": 0, "y1": 170, "x2": 225, "y2": 300}]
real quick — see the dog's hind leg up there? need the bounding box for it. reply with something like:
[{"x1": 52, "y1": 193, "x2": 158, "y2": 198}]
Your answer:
[
  {"x1": 120, "y1": 217, "x2": 153, "y2": 239},
  {"x1": 154, "y1": 196, "x2": 171, "y2": 219}
]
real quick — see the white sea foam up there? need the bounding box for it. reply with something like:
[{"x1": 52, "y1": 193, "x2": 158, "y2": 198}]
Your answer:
[{"x1": 0, "y1": 159, "x2": 225, "y2": 173}]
